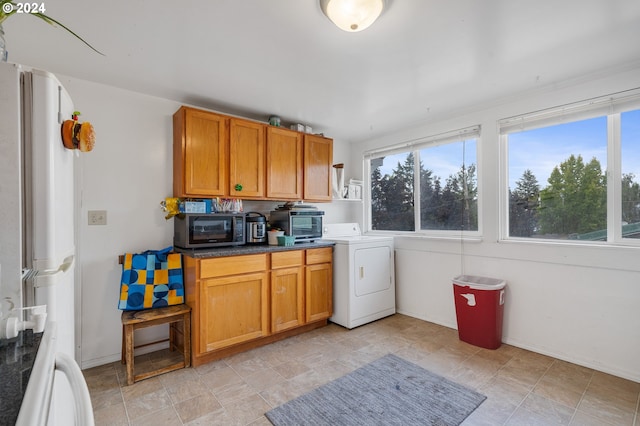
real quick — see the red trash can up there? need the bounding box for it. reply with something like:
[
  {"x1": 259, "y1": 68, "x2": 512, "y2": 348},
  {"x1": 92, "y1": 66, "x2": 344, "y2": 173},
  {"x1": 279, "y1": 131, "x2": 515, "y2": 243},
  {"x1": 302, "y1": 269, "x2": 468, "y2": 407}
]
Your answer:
[{"x1": 453, "y1": 275, "x2": 506, "y2": 349}]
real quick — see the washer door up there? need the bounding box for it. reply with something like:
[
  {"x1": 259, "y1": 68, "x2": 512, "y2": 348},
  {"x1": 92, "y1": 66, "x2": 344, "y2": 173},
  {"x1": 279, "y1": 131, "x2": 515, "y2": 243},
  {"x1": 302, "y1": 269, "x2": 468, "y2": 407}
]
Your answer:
[{"x1": 354, "y1": 246, "x2": 392, "y2": 296}]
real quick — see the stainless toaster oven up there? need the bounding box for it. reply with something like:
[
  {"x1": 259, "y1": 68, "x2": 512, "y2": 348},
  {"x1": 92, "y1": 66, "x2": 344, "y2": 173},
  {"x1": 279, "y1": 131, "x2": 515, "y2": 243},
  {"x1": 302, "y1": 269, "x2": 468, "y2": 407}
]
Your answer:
[{"x1": 269, "y1": 209, "x2": 323, "y2": 243}]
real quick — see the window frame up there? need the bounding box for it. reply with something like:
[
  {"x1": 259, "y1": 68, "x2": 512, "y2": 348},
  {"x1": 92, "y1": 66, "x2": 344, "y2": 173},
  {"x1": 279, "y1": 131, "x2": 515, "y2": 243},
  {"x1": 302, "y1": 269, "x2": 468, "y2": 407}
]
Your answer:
[
  {"x1": 499, "y1": 88, "x2": 640, "y2": 246},
  {"x1": 364, "y1": 125, "x2": 482, "y2": 238}
]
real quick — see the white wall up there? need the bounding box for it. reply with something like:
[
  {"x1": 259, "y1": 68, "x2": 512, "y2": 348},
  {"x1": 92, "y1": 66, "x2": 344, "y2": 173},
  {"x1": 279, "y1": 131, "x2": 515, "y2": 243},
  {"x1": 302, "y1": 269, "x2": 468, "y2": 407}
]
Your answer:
[
  {"x1": 352, "y1": 65, "x2": 640, "y2": 382},
  {"x1": 59, "y1": 76, "x2": 179, "y2": 367},
  {"x1": 58, "y1": 76, "x2": 356, "y2": 368}
]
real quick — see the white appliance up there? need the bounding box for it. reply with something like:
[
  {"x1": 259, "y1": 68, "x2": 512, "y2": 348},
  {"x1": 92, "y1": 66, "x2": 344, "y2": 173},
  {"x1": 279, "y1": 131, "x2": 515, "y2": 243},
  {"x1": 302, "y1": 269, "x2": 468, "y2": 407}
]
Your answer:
[
  {"x1": 0, "y1": 62, "x2": 93, "y2": 425},
  {"x1": 323, "y1": 223, "x2": 396, "y2": 329},
  {"x1": 16, "y1": 323, "x2": 94, "y2": 426}
]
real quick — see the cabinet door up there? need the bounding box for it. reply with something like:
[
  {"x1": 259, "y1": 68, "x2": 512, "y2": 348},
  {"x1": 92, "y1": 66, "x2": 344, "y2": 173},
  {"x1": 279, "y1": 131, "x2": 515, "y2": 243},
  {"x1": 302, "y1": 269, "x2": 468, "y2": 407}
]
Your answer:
[
  {"x1": 229, "y1": 118, "x2": 265, "y2": 198},
  {"x1": 199, "y1": 272, "x2": 268, "y2": 353},
  {"x1": 303, "y1": 134, "x2": 333, "y2": 201},
  {"x1": 354, "y1": 246, "x2": 392, "y2": 296},
  {"x1": 271, "y1": 266, "x2": 304, "y2": 333},
  {"x1": 174, "y1": 107, "x2": 228, "y2": 197},
  {"x1": 305, "y1": 262, "x2": 332, "y2": 323},
  {"x1": 266, "y1": 127, "x2": 303, "y2": 199}
]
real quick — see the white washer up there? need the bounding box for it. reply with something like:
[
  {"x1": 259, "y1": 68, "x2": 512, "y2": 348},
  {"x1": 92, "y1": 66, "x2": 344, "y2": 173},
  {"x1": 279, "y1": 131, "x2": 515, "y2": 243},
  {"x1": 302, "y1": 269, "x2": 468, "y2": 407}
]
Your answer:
[{"x1": 323, "y1": 223, "x2": 395, "y2": 329}]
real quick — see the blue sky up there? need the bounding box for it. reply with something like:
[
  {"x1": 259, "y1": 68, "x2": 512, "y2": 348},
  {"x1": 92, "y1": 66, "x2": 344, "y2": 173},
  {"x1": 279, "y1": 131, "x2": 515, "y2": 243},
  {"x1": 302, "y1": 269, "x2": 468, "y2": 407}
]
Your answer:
[
  {"x1": 622, "y1": 109, "x2": 640, "y2": 179},
  {"x1": 376, "y1": 140, "x2": 477, "y2": 183},
  {"x1": 374, "y1": 109, "x2": 640, "y2": 190},
  {"x1": 509, "y1": 110, "x2": 640, "y2": 189},
  {"x1": 508, "y1": 116, "x2": 607, "y2": 189}
]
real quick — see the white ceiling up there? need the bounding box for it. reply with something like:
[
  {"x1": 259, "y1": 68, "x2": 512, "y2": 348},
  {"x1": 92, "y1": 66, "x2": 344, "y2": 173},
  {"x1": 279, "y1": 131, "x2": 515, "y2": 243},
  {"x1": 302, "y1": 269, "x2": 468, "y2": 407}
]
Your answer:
[{"x1": 4, "y1": 0, "x2": 640, "y2": 143}]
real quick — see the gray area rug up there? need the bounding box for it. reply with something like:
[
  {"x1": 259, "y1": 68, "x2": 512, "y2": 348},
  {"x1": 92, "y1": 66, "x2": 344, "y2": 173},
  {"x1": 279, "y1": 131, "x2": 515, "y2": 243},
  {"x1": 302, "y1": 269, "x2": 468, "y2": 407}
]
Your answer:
[{"x1": 266, "y1": 353, "x2": 486, "y2": 426}]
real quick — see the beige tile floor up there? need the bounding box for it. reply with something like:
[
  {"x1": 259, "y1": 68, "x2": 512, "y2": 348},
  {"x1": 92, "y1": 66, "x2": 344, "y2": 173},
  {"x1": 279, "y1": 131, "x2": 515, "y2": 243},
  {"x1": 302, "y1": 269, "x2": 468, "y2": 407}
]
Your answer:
[{"x1": 84, "y1": 314, "x2": 640, "y2": 426}]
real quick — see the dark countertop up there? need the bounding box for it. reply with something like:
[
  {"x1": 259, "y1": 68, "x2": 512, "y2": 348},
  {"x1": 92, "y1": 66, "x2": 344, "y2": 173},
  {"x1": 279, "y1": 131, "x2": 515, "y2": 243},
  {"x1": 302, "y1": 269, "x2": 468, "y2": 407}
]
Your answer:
[
  {"x1": 176, "y1": 240, "x2": 335, "y2": 258},
  {"x1": 0, "y1": 330, "x2": 43, "y2": 426}
]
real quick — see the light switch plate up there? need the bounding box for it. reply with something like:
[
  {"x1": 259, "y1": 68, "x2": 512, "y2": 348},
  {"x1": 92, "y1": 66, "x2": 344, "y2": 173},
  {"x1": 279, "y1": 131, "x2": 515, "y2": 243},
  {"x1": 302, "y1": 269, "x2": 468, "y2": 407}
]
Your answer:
[{"x1": 88, "y1": 210, "x2": 107, "y2": 225}]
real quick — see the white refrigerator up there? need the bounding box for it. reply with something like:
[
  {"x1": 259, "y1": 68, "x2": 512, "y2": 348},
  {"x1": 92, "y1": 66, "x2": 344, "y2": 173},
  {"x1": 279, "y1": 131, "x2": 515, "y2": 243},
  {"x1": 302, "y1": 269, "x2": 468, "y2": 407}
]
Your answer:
[{"x1": 0, "y1": 62, "x2": 92, "y2": 425}]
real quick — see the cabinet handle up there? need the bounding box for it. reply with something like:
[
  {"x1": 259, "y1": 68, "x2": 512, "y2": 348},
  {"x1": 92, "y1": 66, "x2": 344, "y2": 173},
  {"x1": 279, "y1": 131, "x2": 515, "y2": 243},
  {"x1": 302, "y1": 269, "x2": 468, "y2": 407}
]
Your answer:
[
  {"x1": 234, "y1": 184, "x2": 243, "y2": 191},
  {"x1": 359, "y1": 266, "x2": 364, "y2": 279}
]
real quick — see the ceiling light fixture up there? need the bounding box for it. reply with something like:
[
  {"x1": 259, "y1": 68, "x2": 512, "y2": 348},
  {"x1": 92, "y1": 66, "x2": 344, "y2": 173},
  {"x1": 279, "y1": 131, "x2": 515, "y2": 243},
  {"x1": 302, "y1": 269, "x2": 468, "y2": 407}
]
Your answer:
[{"x1": 320, "y1": 0, "x2": 385, "y2": 33}]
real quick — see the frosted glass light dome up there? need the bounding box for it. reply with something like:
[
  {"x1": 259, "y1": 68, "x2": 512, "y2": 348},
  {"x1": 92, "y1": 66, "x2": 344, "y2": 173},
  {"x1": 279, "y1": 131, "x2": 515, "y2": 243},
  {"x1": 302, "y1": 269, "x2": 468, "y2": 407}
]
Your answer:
[{"x1": 320, "y1": 0, "x2": 385, "y2": 32}]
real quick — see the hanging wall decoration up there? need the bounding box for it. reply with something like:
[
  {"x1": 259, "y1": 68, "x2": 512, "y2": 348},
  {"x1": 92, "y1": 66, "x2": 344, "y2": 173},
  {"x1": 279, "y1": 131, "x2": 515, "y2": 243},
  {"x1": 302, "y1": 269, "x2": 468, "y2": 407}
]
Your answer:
[{"x1": 61, "y1": 111, "x2": 95, "y2": 152}]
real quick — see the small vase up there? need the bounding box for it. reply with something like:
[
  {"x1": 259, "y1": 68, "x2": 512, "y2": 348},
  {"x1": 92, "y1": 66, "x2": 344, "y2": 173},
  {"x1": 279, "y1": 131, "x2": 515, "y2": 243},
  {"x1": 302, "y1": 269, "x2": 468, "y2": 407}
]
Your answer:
[
  {"x1": 0, "y1": 24, "x2": 7, "y2": 62},
  {"x1": 332, "y1": 165, "x2": 345, "y2": 199}
]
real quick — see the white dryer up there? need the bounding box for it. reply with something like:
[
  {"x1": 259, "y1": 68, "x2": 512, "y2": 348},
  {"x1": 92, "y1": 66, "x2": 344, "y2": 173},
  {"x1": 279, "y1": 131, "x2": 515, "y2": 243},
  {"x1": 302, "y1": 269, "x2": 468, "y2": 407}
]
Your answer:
[{"x1": 323, "y1": 223, "x2": 395, "y2": 329}]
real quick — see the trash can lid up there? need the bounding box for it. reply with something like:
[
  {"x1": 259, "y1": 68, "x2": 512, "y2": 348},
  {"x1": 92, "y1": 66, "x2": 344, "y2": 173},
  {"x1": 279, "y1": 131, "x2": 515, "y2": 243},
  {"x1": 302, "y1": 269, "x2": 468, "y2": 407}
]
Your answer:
[{"x1": 453, "y1": 275, "x2": 506, "y2": 290}]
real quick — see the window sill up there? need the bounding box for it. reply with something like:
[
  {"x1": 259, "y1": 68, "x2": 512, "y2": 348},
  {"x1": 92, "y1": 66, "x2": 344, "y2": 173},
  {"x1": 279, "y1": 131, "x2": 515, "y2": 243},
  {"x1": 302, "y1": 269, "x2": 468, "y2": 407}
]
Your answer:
[{"x1": 367, "y1": 232, "x2": 483, "y2": 243}]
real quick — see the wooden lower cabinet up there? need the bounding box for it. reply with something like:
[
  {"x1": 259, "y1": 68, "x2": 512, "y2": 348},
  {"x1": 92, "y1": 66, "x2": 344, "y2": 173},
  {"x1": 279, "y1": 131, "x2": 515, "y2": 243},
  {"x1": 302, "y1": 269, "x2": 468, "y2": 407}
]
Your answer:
[
  {"x1": 200, "y1": 272, "x2": 268, "y2": 352},
  {"x1": 306, "y1": 247, "x2": 333, "y2": 322},
  {"x1": 271, "y1": 266, "x2": 304, "y2": 333},
  {"x1": 271, "y1": 250, "x2": 304, "y2": 333},
  {"x1": 306, "y1": 263, "x2": 332, "y2": 323},
  {"x1": 184, "y1": 247, "x2": 333, "y2": 366}
]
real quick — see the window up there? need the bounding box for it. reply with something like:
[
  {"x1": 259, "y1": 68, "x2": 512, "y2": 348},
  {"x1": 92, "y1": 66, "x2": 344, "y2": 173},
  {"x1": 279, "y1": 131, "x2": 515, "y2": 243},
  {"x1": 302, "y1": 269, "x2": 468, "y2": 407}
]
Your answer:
[
  {"x1": 507, "y1": 117, "x2": 607, "y2": 239},
  {"x1": 370, "y1": 152, "x2": 415, "y2": 231},
  {"x1": 418, "y1": 141, "x2": 478, "y2": 231},
  {"x1": 621, "y1": 109, "x2": 640, "y2": 239},
  {"x1": 500, "y1": 90, "x2": 640, "y2": 243},
  {"x1": 367, "y1": 126, "x2": 479, "y2": 234}
]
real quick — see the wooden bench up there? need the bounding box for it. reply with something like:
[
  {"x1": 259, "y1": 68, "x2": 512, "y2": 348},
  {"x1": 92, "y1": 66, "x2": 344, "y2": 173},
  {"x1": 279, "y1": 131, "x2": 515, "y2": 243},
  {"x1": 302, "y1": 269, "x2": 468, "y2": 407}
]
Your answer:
[
  {"x1": 118, "y1": 253, "x2": 191, "y2": 385},
  {"x1": 120, "y1": 304, "x2": 191, "y2": 385}
]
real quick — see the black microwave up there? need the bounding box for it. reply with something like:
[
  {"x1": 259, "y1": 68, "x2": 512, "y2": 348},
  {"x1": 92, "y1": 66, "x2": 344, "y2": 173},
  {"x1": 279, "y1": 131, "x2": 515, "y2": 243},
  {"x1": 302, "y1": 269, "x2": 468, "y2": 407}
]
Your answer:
[{"x1": 174, "y1": 213, "x2": 245, "y2": 249}]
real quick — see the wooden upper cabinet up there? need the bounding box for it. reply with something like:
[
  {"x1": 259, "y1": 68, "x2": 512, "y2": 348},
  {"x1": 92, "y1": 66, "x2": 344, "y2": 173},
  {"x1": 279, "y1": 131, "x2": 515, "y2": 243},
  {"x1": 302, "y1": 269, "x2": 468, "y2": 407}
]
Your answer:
[
  {"x1": 229, "y1": 118, "x2": 265, "y2": 198},
  {"x1": 303, "y1": 134, "x2": 333, "y2": 201},
  {"x1": 173, "y1": 105, "x2": 332, "y2": 201},
  {"x1": 266, "y1": 127, "x2": 303, "y2": 200},
  {"x1": 173, "y1": 107, "x2": 228, "y2": 197}
]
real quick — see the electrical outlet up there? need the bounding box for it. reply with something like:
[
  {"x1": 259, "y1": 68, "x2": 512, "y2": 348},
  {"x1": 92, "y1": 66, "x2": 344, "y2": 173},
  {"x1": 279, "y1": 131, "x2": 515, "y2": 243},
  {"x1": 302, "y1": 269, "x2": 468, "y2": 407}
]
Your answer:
[{"x1": 88, "y1": 210, "x2": 107, "y2": 226}]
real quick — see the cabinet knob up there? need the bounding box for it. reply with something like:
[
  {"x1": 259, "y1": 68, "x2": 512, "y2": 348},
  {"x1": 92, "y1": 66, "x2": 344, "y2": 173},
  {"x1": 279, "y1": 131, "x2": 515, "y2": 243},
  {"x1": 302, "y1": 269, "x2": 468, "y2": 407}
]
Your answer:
[{"x1": 234, "y1": 184, "x2": 243, "y2": 191}]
